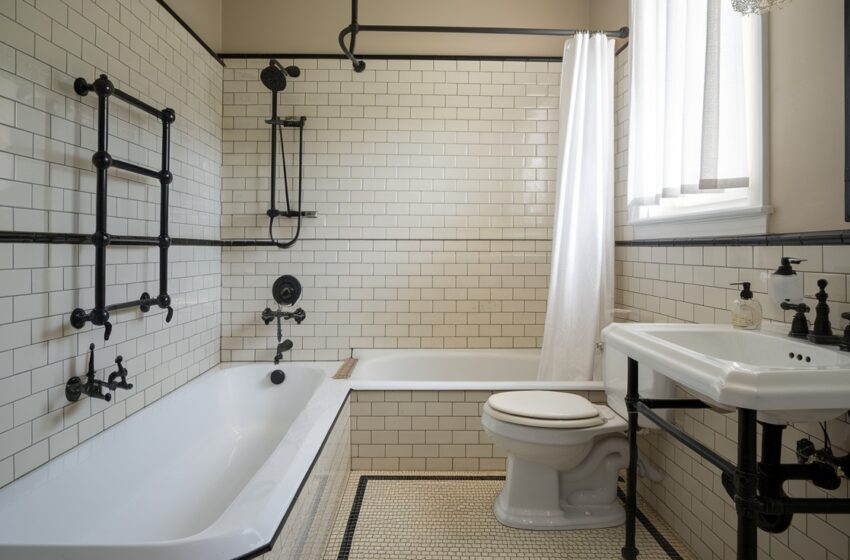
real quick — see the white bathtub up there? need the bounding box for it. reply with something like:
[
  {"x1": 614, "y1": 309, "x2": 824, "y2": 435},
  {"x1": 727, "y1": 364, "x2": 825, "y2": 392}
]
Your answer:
[
  {"x1": 350, "y1": 349, "x2": 604, "y2": 391},
  {"x1": 0, "y1": 362, "x2": 348, "y2": 560}
]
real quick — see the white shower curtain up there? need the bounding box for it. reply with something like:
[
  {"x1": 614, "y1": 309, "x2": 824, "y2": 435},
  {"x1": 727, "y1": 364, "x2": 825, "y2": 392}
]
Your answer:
[{"x1": 538, "y1": 34, "x2": 615, "y2": 382}]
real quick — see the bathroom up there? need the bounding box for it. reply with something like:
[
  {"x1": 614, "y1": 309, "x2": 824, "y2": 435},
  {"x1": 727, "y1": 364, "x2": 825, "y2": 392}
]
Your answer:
[{"x1": 0, "y1": 0, "x2": 848, "y2": 558}]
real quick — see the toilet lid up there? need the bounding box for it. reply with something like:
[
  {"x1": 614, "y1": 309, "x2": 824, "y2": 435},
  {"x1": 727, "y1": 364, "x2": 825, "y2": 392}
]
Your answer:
[
  {"x1": 483, "y1": 402, "x2": 606, "y2": 428},
  {"x1": 487, "y1": 391, "x2": 600, "y2": 421}
]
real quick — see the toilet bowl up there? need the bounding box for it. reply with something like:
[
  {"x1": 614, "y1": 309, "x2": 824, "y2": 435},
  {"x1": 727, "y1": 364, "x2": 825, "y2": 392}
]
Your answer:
[{"x1": 482, "y1": 346, "x2": 675, "y2": 530}]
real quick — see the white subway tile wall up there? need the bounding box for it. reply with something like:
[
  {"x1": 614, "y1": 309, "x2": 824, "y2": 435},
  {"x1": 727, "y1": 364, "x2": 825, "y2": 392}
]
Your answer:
[
  {"x1": 0, "y1": 0, "x2": 222, "y2": 488},
  {"x1": 350, "y1": 389, "x2": 606, "y2": 472},
  {"x1": 220, "y1": 57, "x2": 564, "y2": 359},
  {"x1": 614, "y1": 54, "x2": 850, "y2": 560}
]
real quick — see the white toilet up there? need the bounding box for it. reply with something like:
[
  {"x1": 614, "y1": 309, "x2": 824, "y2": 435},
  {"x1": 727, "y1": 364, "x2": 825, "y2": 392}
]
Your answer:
[{"x1": 481, "y1": 347, "x2": 674, "y2": 530}]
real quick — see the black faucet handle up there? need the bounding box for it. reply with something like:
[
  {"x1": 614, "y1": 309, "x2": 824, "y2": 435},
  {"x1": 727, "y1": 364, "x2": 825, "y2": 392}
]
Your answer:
[
  {"x1": 291, "y1": 308, "x2": 306, "y2": 324},
  {"x1": 261, "y1": 307, "x2": 275, "y2": 325},
  {"x1": 780, "y1": 301, "x2": 810, "y2": 313},
  {"x1": 107, "y1": 355, "x2": 133, "y2": 391},
  {"x1": 841, "y1": 313, "x2": 850, "y2": 351}
]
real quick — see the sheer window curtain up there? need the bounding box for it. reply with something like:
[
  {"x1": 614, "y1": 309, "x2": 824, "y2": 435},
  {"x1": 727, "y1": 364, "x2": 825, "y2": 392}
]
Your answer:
[
  {"x1": 628, "y1": 0, "x2": 764, "y2": 221},
  {"x1": 538, "y1": 34, "x2": 615, "y2": 382}
]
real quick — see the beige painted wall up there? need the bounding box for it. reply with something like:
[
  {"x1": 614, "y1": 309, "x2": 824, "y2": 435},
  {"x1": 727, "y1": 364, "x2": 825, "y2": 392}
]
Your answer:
[
  {"x1": 220, "y1": 0, "x2": 591, "y2": 55},
  {"x1": 768, "y1": 0, "x2": 845, "y2": 232},
  {"x1": 167, "y1": 0, "x2": 223, "y2": 52},
  {"x1": 589, "y1": 0, "x2": 628, "y2": 31}
]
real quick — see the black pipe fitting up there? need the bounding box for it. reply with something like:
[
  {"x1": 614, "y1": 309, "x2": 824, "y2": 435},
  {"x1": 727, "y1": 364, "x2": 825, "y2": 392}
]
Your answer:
[
  {"x1": 159, "y1": 170, "x2": 173, "y2": 184},
  {"x1": 92, "y1": 74, "x2": 114, "y2": 97},
  {"x1": 90, "y1": 307, "x2": 110, "y2": 326},
  {"x1": 162, "y1": 107, "x2": 176, "y2": 124},
  {"x1": 158, "y1": 235, "x2": 171, "y2": 249},
  {"x1": 91, "y1": 230, "x2": 111, "y2": 248},
  {"x1": 91, "y1": 150, "x2": 112, "y2": 170},
  {"x1": 73, "y1": 77, "x2": 93, "y2": 96}
]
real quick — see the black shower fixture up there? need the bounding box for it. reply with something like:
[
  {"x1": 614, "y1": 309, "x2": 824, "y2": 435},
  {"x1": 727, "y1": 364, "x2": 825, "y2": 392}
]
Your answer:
[
  {"x1": 260, "y1": 59, "x2": 301, "y2": 92},
  {"x1": 260, "y1": 59, "x2": 313, "y2": 249}
]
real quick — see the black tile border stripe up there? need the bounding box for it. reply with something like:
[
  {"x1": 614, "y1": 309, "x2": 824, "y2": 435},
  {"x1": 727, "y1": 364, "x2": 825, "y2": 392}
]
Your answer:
[
  {"x1": 615, "y1": 229, "x2": 850, "y2": 247},
  {"x1": 336, "y1": 474, "x2": 684, "y2": 560}
]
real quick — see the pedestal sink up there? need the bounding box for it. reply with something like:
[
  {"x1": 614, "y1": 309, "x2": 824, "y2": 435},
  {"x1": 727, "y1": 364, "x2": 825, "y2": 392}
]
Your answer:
[{"x1": 602, "y1": 323, "x2": 850, "y2": 424}]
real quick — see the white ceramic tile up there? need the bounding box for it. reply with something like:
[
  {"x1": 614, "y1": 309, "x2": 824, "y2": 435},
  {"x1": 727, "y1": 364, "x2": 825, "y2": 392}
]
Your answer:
[{"x1": 0, "y1": 0, "x2": 223, "y2": 489}]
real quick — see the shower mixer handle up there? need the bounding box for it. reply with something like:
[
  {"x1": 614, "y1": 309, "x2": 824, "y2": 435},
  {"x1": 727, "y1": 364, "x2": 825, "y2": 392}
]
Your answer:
[{"x1": 285, "y1": 308, "x2": 306, "y2": 324}]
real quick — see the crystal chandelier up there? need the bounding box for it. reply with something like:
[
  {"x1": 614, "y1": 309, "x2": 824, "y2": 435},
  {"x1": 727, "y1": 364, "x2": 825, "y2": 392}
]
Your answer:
[{"x1": 731, "y1": 0, "x2": 791, "y2": 14}]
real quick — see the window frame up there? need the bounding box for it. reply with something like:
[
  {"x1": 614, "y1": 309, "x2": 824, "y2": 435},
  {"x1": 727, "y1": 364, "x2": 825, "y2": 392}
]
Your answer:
[{"x1": 628, "y1": 12, "x2": 772, "y2": 240}]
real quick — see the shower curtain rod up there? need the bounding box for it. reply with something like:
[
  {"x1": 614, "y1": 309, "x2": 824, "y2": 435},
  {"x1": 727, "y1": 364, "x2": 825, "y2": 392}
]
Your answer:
[{"x1": 338, "y1": 0, "x2": 629, "y2": 72}]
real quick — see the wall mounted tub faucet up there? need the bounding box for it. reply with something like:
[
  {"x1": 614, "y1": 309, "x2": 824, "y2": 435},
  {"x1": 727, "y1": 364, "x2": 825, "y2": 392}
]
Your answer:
[
  {"x1": 261, "y1": 275, "x2": 306, "y2": 364},
  {"x1": 66, "y1": 345, "x2": 134, "y2": 402},
  {"x1": 66, "y1": 344, "x2": 112, "y2": 402}
]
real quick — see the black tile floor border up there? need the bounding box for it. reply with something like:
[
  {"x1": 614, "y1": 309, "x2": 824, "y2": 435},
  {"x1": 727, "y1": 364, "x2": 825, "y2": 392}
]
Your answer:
[{"x1": 335, "y1": 475, "x2": 685, "y2": 560}]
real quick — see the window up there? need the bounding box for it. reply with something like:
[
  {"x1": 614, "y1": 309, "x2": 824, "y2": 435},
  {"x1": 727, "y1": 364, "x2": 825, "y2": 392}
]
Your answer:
[{"x1": 627, "y1": 0, "x2": 768, "y2": 239}]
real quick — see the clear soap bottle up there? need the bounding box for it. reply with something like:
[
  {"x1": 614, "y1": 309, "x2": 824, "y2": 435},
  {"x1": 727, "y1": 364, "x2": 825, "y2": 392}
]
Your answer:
[{"x1": 731, "y1": 282, "x2": 762, "y2": 330}]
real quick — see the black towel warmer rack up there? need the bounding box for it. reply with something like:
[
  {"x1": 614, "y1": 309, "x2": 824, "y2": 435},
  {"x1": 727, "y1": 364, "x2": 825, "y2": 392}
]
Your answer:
[{"x1": 69, "y1": 74, "x2": 175, "y2": 341}]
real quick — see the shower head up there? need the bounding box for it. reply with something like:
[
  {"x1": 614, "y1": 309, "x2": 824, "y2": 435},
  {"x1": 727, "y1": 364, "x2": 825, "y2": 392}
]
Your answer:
[{"x1": 260, "y1": 59, "x2": 301, "y2": 92}]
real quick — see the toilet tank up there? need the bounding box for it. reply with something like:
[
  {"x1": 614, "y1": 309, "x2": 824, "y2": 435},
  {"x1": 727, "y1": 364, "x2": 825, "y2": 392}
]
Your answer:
[{"x1": 602, "y1": 342, "x2": 676, "y2": 428}]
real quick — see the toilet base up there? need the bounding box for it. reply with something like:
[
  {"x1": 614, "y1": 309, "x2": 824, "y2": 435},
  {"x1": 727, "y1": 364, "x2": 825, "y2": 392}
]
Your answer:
[
  {"x1": 493, "y1": 495, "x2": 625, "y2": 530},
  {"x1": 490, "y1": 435, "x2": 630, "y2": 531}
]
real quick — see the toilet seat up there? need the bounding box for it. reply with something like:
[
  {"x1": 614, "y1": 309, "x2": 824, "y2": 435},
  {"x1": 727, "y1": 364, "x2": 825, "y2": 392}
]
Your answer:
[{"x1": 485, "y1": 391, "x2": 605, "y2": 429}]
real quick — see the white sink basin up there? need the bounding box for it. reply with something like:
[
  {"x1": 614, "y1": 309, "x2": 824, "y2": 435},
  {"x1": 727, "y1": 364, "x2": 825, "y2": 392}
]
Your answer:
[{"x1": 602, "y1": 323, "x2": 850, "y2": 424}]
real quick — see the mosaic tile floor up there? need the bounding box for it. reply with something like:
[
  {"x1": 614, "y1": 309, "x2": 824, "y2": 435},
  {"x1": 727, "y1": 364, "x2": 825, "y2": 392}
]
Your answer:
[{"x1": 323, "y1": 472, "x2": 696, "y2": 560}]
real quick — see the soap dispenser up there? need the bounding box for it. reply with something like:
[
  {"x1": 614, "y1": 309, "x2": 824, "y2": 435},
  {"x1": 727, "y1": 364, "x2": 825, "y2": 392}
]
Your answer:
[
  {"x1": 769, "y1": 257, "x2": 805, "y2": 304},
  {"x1": 731, "y1": 282, "x2": 762, "y2": 330}
]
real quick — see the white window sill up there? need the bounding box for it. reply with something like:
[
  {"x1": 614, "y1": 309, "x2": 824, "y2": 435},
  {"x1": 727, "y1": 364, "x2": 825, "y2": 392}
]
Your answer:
[{"x1": 629, "y1": 206, "x2": 773, "y2": 240}]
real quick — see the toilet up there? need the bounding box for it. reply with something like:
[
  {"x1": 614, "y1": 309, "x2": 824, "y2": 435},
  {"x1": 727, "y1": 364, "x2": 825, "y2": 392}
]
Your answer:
[{"x1": 481, "y1": 346, "x2": 674, "y2": 530}]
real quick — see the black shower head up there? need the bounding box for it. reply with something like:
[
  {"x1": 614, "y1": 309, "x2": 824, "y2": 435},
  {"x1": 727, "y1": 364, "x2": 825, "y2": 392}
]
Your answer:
[{"x1": 260, "y1": 59, "x2": 301, "y2": 92}]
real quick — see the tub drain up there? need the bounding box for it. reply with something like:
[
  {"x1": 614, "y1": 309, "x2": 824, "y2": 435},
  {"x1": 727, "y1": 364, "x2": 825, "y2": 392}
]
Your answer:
[{"x1": 270, "y1": 369, "x2": 286, "y2": 384}]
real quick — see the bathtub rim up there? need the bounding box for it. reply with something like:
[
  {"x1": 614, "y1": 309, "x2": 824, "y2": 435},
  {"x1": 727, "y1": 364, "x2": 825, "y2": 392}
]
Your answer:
[{"x1": 349, "y1": 348, "x2": 605, "y2": 391}]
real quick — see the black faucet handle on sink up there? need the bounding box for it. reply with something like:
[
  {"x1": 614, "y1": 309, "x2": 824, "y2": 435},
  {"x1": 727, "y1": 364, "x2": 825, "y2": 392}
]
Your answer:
[{"x1": 780, "y1": 301, "x2": 810, "y2": 338}]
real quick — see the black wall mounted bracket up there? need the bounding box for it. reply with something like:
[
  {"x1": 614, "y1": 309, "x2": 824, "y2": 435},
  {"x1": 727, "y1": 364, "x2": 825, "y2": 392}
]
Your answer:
[{"x1": 70, "y1": 75, "x2": 175, "y2": 341}]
